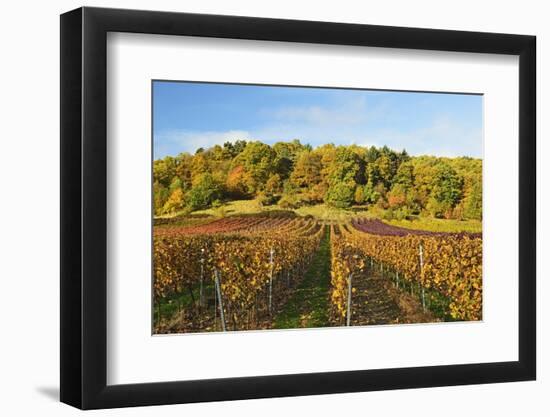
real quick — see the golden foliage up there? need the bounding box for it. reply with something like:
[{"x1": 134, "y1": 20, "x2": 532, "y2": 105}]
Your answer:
[
  {"x1": 330, "y1": 223, "x2": 482, "y2": 321},
  {"x1": 153, "y1": 217, "x2": 324, "y2": 326}
]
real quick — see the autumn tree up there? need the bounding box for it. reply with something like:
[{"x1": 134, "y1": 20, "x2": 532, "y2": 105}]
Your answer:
[
  {"x1": 232, "y1": 141, "x2": 277, "y2": 195},
  {"x1": 354, "y1": 186, "x2": 366, "y2": 205},
  {"x1": 265, "y1": 173, "x2": 283, "y2": 195},
  {"x1": 174, "y1": 153, "x2": 193, "y2": 190},
  {"x1": 163, "y1": 188, "x2": 186, "y2": 213},
  {"x1": 152, "y1": 140, "x2": 481, "y2": 219},
  {"x1": 191, "y1": 153, "x2": 210, "y2": 183},
  {"x1": 290, "y1": 151, "x2": 322, "y2": 189},
  {"x1": 387, "y1": 183, "x2": 408, "y2": 208},
  {"x1": 225, "y1": 165, "x2": 250, "y2": 198}
]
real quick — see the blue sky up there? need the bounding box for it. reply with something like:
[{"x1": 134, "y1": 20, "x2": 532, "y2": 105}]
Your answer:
[{"x1": 153, "y1": 81, "x2": 482, "y2": 159}]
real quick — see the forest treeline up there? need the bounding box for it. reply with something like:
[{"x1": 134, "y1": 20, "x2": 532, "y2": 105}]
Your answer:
[{"x1": 154, "y1": 140, "x2": 482, "y2": 220}]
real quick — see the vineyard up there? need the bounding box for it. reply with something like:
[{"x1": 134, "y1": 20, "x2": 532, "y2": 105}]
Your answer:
[
  {"x1": 331, "y1": 219, "x2": 482, "y2": 322},
  {"x1": 153, "y1": 214, "x2": 482, "y2": 334}
]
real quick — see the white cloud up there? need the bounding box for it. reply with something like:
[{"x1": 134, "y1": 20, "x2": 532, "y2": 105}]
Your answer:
[
  {"x1": 358, "y1": 115, "x2": 482, "y2": 157},
  {"x1": 155, "y1": 101, "x2": 481, "y2": 159},
  {"x1": 154, "y1": 129, "x2": 252, "y2": 157},
  {"x1": 262, "y1": 96, "x2": 386, "y2": 127},
  {"x1": 244, "y1": 97, "x2": 389, "y2": 147}
]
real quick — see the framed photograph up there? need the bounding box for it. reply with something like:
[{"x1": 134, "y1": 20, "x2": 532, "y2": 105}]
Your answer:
[{"x1": 60, "y1": 6, "x2": 536, "y2": 409}]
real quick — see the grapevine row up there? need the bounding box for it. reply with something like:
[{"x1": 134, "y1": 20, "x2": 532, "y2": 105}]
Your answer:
[
  {"x1": 330, "y1": 220, "x2": 482, "y2": 321},
  {"x1": 153, "y1": 216, "x2": 324, "y2": 331}
]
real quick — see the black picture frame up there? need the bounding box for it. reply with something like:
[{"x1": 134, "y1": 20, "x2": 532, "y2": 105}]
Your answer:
[{"x1": 60, "y1": 6, "x2": 536, "y2": 410}]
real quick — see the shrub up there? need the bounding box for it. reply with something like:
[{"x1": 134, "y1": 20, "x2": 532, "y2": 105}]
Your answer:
[{"x1": 278, "y1": 193, "x2": 300, "y2": 209}]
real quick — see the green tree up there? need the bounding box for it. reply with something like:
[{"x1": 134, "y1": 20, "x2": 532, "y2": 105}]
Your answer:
[
  {"x1": 153, "y1": 181, "x2": 170, "y2": 216},
  {"x1": 232, "y1": 140, "x2": 248, "y2": 155},
  {"x1": 373, "y1": 154, "x2": 393, "y2": 189},
  {"x1": 362, "y1": 183, "x2": 380, "y2": 204},
  {"x1": 366, "y1": 163, "x2": 381, "y2": 190},
  {"x1": 210, "y1": 144, "x2": 226, "y2": 161},
  {"x1": 153, "y1": 156, "x2": 177, "y2": 187},
  {"x1": 326, "y1": 146, "x2": 362, "y2": 185},
  {"x1": 187, "y1": 173, "x2": 223, "y2": 210},
  {"x1": 169, "y1": 176, "x2": 182, "y2": 193},
  {"x1": 427, "y1": 163, "x2": 463, "y2": 218},
  {"x1": 393, "y1": 161, "x2": 415, "y2": 189},
  {"x1": 325, "y1": 182, "x2": 355, "y2": 208},
  {"x1": 273, "y1": 139, "x2": 305, "y2": 178},
  {"x1": 365, "y1": 146, "x2": 380, "y2": 163},
  {"x1": 463, "y1": 179, "x2": 482, "y2": 220}
]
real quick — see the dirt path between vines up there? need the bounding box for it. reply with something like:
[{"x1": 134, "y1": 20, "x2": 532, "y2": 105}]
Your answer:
[
  {"x1": 272, "y1": 227, "x2": 331, "y2": 329},
  {"x1": 273, "y1": 227, "x2": 437, "y2": 329},
  {"x1": 339, "y1": 265, "x2": 438, "y2": 327}
]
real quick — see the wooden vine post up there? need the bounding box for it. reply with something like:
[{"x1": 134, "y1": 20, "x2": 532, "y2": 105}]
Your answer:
[
  {"x1": 268, "y1": 247, "x2": 274, "y2": 315},
  {"x1": 395, "y1": 271, "x2": 400, "y2": 289},
  {"x1": 199, "y1": 248, "x2": 205, "y2": 308},
  {"x1": 419, "y1": 243, "x2": 426, "y2": 312},
  {"x1": 214, "y1": 269, "x2": 226, "y2": 331},
  {"x1": 346, "y1": 273, "x2": 353, "y2": 326}
]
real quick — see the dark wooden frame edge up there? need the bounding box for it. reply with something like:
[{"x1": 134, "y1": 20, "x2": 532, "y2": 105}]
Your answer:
[{"x1": 60, "y1": 6, "x2": 536, "y2": 409}]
